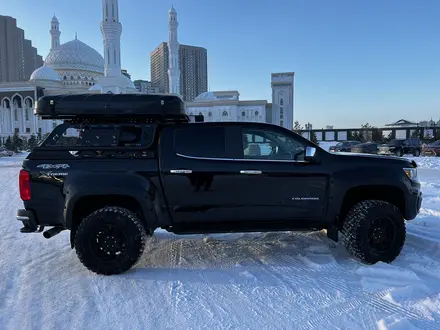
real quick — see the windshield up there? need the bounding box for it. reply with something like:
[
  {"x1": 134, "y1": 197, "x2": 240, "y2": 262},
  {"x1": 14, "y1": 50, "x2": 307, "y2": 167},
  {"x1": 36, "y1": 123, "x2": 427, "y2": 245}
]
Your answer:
[{"x1": 430, "y1": 140, "x2": 440, "y2": 146}]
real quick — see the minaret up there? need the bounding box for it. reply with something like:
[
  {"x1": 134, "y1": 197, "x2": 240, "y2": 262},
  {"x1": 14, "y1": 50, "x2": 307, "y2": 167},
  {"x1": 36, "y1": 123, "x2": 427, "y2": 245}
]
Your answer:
[
  {"x1": 167, "y1": 6, "x2": 180, "y2": 95},
  {"x1": 100, "y1": 0, "x2": 122, "y2": 78},
  {"x1": 50, "y1": 15, "x2": 60, "y2": 51}
]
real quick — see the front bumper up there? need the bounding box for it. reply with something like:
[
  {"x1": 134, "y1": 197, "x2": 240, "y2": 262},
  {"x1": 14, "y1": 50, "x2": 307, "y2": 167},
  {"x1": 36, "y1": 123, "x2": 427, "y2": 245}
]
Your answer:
[
  {"x1": 16, "y1": 209, "x2": 39, "y2": 233},
  {"x1": 405, "y1": 191, "x2": 423, "y2": 220}
]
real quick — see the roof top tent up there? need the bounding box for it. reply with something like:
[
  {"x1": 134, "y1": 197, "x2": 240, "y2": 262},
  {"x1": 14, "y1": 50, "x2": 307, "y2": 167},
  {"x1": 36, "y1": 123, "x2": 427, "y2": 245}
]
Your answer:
[{"x1": 34, "y1": 93, "x2": 189, "y2": 123}]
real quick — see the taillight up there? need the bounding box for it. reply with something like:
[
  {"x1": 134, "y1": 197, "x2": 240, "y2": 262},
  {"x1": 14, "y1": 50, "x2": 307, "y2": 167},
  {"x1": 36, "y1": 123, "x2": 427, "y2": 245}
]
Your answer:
[{"x1": 19, "y1": 170, "x2": 31, "y2": 201}]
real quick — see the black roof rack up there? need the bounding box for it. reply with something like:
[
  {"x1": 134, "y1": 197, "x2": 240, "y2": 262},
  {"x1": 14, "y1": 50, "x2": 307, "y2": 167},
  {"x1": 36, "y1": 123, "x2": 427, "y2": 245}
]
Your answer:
[{"x1": 34, "y1": 93, "x2": 188, "y2": 123}]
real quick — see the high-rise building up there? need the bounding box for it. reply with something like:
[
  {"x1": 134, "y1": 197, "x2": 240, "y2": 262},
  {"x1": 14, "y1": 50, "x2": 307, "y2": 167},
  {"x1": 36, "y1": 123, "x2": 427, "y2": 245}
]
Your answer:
[
  {"x1": 23, "y1": 39, "x2": 43, "y2": 81},
  {"x1": 0, "y1": 15, "x2": 43, "y2": 82},
  {"x1": 150, "y1": 6, "x2": 208, "y2": 101},
  {"x1": 133, "y1": 80, "x2": 160, "y2": 94},
  {"x1": 150, "y1": 43, "x2": 208, "y2": 102}
]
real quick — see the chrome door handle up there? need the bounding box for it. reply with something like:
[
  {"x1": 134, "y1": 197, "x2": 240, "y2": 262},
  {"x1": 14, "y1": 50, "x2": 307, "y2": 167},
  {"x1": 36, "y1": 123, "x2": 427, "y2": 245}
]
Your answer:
[
  {"x1": 170, "y1": 169, "x2": 193, "y2": 174},
  {"x1": 240, "y1": 170, "x2": 262, "y2": 175}
]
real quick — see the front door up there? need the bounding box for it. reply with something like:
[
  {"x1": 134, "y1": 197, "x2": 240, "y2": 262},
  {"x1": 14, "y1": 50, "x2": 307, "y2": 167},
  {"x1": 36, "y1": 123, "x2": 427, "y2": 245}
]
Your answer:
[
  {"x1": 230, "y1": 125, "x2": 329, "y2": 223},
  {"x1": 159, "y1": 124, "x2": 238, "y2": 224}
]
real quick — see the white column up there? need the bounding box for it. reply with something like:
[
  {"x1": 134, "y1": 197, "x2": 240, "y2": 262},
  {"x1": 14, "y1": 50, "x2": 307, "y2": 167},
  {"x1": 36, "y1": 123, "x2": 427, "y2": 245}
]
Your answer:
[
  {"x1": 10, "y1": 107, "x2": 14, "y2": 134},
  {"x1": 21, "y1": 107, "x2": 26, "y2": 135},
  {"x1": 2, "y1": 108, "x2": 7, "y2": 134},
  {"x1": 0, "y1": 107, "x2": 3, "y2": 134},
  {"x1": 34, "y1": 116, "x2": 39, "y2": 136},
  {"x1": 31, "y1": 107, "x2": 36, "y2": 134}
]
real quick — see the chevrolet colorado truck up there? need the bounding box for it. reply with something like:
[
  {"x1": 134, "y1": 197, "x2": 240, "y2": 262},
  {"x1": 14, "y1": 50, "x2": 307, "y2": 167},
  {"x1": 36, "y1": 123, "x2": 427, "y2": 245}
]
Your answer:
[{"x1": 16, "y1": 93, "x2": 423, "y2": 275}]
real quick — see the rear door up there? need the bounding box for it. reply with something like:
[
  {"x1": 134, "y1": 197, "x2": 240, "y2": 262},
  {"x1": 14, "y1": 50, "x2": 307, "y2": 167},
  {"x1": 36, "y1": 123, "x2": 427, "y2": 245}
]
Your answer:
[
  {"x1": 412, "y1": 138, "x2": 421, "y2": 152},
  {"x1": 229, "y1": 124, "x2": 330, "y2": 223},
  {"x1": 159, "y1": 123, "x2": 239, "y2": 223},
  {"x1": 402, "y1": 139, "x2": 412, "y2": 154}
]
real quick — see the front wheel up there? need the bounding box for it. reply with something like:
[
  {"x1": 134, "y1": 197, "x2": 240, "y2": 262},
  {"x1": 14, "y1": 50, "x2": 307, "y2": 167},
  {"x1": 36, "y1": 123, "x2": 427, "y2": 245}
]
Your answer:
[
  {"x1": 342, "y1": 200, "x2": 406, "y2": 264},
  {"x1": 394, "y1": 149, "x2": 403, "y2": 157},
  {"x1": 413, "y1": 149, "x2": 421, "y2": 157},
  {"x1": 74, "y1": 206, "x2": 147, "y2": 275}
]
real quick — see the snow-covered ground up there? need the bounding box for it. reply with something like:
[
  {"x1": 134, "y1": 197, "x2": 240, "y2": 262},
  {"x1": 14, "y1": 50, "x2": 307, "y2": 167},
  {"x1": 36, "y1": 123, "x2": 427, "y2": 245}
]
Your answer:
[{"x1": 1, "y1": 153, "x2": 439, "y2": 329}]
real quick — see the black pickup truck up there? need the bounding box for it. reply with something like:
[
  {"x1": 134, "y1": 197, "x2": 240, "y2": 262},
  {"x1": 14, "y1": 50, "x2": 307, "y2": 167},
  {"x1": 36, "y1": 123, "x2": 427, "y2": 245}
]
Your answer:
[{"x1": 17, "y1": 94, "x2": 423, "y2": 275}]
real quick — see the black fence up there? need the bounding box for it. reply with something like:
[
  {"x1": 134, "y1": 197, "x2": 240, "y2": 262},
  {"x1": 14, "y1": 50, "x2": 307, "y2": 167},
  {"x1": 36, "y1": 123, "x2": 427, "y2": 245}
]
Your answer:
[{"x1": 298, "y1": 126, "x2": 440, "y2": 142}]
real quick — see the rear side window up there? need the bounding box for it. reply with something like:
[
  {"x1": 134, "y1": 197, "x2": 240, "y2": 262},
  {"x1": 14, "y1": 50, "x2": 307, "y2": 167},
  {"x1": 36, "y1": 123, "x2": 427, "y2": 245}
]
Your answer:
[
  {"x1": 43, "y1": 124, "x2": 156, "y2": 148},
  {"x1": 175, "y1": 126, "x2": 226, "y2": 158}
]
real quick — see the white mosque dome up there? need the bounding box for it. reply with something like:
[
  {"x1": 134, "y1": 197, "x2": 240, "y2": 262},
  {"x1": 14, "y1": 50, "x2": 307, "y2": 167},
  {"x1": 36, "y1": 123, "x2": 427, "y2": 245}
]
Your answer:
[
  {"x1": 121, "y1": 74, "x2": 136, "y2": 89},
  {"x1": 45, "y1": 38, "x2": 104, "y2": 74},
  {"x1": 30, "y1": 65, "x2": 61, "y2": 81}
]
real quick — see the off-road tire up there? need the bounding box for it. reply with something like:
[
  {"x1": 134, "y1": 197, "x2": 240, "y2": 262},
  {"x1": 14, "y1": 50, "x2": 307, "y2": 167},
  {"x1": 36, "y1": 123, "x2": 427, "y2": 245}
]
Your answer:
[
  {"x1": 74, "y1": 206, "x2": 146, "y2": 275},
  {"x1": 342, "y1": 200, "x2": 406, "y2": 264}
]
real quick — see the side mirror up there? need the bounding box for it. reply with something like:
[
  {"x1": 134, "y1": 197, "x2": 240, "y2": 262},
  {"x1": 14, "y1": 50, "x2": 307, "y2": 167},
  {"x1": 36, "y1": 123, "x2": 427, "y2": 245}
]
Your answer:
[{"x1": 305, "y1": 146, "x2": 316, "y2": 161}]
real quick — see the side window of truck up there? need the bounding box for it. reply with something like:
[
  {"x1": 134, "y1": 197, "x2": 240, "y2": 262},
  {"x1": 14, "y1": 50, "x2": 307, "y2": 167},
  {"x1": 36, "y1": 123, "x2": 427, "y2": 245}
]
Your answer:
[
  {"x1": 174, "y1": 126, "x2": 227, "y2": 159},
  {"x1": 241, "y1": 127, "x2": 307, "y2": 161}
]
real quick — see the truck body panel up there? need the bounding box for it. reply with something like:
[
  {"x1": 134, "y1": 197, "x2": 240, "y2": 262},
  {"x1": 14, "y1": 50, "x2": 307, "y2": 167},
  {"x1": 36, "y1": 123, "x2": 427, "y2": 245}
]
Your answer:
[{"x1": 20, "y1": 121, "x2": 422, "y2": 233}]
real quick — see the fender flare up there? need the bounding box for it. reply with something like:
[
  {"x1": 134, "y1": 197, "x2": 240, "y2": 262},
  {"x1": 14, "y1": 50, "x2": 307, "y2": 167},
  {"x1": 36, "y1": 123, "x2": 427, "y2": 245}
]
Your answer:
[{"x1": 63, "y1": 172, "x2": 159, "y2": 230}]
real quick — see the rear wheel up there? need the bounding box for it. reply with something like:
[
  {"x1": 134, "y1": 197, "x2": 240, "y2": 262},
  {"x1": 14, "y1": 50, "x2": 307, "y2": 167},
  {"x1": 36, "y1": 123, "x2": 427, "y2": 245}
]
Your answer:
[
  {"x1": 342, "y1": 200, "x2": 406, "y2": 264},
  {"x1": 74, "y1": 206, "x2": 146, "y2": 275}
]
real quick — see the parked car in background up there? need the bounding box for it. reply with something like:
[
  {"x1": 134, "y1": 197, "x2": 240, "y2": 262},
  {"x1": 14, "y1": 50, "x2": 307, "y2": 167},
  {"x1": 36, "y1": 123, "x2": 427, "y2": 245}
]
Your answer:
[
  {"x1": 350, "y1": 142, "x2": 379, "y2": 154},
  {"x1": 329, "y1": 140, "x2": 361, "y2": 152},
  {"x1": 378, "y1": 138, "x2": 422, "y2": 157},
  {"x1": 422, "y1": 140, "x2": 440, "y2": 156},
  {"x1": 0, "y1": 147, "x2": 13, "y2": 157}
]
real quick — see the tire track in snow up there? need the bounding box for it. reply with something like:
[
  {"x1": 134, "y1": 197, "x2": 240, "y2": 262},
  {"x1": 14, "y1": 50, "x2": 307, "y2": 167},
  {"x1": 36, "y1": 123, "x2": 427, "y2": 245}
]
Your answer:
[
  {"x1": 230, "y1": 231, "x2": 439, "y2": 329},
  {"x1": 165, "y1": 238, "x2": 188, "y2": 327}
]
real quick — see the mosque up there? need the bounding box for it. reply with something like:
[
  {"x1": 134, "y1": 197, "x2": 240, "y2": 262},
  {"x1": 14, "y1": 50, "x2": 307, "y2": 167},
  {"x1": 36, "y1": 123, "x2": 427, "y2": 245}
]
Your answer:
[
  {"x1": 0, "y1": 0, "x2": 137, "y2": 141},
  {"x1": 0, "y1": 1, "x2": 295, "y2": 142}
]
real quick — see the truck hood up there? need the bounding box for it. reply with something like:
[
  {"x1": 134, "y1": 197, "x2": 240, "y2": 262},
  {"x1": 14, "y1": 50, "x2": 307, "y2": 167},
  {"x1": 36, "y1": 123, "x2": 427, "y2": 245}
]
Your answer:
[{"x1": 331, "y1": 151, "x2": 417, "y2": 167}]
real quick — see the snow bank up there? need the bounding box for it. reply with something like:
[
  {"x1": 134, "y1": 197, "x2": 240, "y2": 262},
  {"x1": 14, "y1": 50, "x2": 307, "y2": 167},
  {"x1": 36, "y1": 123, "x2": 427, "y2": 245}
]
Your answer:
[
  {"x1": 0, "y1": 153, "x2": 28, "y2": 167},
  {"x1": 406, "y1": 156, "x2": 440, "y2": 170},
  {"x1": 319, "y1": 141, "x2": 440, "y2": 170}
]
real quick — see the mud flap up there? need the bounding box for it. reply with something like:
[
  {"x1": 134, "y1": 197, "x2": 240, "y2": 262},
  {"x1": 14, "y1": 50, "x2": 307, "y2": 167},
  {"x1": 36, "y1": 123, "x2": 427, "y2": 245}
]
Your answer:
[{"x1": 327, "y1": 225, "x2": 339, "y2": 242}]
